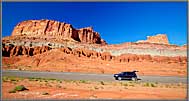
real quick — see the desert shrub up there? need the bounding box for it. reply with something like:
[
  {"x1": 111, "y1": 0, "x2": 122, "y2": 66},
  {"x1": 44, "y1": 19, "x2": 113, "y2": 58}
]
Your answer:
[
  {"x1": 144, "y1": 82, "x2": 150, "y2": 87},
  {"x1": 3, "y1": 77, "x2": 9, "y2": 82},
  {"x1": 56, "y1": 84, "x2": 61, "y2": 88},
  {"x1": 49, "y1": 78, "x2": 56, "y2": 81},
  {"x1": 64, "y1": 80, "x2": 72, "y2": 82},
  {"x1": 28, "y1": 77, "x2": 36, "y2": 81},
  {"x1": 45, "y1": 83, "x2": 52, "y2": 87},
  {"x1": 79, "y1": 80, "x2": 87, "y2": 83},
  {"x1": 143, "y1": 82, "x2": 157, "y2": 87},
  {"x1": 101, "y1": 69, "x2": 105, "y2": 74},
  {"x1": 121, "y1": 82, "x2": 136, "y2": 87},
  {"x1": 9, "y1": 90, "x2": 16, "y2": 93},
  {"x1": 3, "y1": 76, "x2": 24, "y2": 82},
  {"x1": 123, "y1": 83, "x2": 128, "y2": 86},
  {"x1": 100, "y1": 81, "x2": 105, "y2": 85},
  {"x1": 129, "y1": 84, "x2": 135, "y2": 87},
  {"x1": 177, "y1": 83, "x2": 182, "y2": 86},
  {"x1": 42, "y1": 92, "x2": 49, "y2": 95},
  {"x1": 150, "y1": 83, "x2": 157, "y2": 87},
  {"x1": 9, "y1": 76, "x2": 20, "y2": 82},
  {"x1": 165, "y1": 84, "x2": 170, "y2": 88},
  {"x1": 56, "y1": 80, "x2": 62, "y2": 83},
  {"x1": 9, "y1": 77, "x2": 17, "y2": 82},
  {"x1": 9, "y1": 85, "x2": 28, "y2": 93},
  {"x1": 14, "y1": 85, "x2": 28, "y2": 91}
]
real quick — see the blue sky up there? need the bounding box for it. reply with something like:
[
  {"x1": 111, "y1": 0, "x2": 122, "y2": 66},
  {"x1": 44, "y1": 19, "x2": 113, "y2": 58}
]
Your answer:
[{"x1": 2, "y1": 2, "x2": 187, "y2": 45}]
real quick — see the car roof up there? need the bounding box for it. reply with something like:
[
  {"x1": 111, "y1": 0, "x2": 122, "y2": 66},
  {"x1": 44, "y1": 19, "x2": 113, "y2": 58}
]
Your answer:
[
  {"x1": 122, "y1": 71, "x2": 135, "y2": 73},
  {"x1": 121, "y1": 72, "x2": 135, "y2": 73}
]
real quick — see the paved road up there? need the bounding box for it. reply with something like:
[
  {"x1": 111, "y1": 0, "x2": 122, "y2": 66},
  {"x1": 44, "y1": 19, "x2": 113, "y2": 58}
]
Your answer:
[{"x1": 2, "y1": 70, "x2": 187, "y2": 83}]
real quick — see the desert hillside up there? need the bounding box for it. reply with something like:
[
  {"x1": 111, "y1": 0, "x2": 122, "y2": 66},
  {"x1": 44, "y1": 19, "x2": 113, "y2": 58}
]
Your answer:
[{"x1": 2, "y1": 19, "x2": 187, "y2": 76}]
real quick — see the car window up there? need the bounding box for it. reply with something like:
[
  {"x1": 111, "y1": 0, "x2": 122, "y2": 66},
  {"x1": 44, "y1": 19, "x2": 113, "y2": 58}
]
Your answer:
[
  {"x1": 120, "y1": 72, "x2": 124, "y2": 74},
  {"x1": 123, "y1": 72, "x2": 127, "y2": 75},
  {"x1": 128, "y1": 72, "x2": 136, "y2": 75},
  {"x1": 120, "y1": 72, "x2": 137, "y2": 75},
  {"x1": 127, "y1": 72, "x2": 131, "y2": 75}
]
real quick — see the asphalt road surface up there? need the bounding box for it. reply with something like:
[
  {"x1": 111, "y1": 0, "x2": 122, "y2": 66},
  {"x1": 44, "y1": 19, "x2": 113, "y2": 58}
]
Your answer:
[{"x1": 2, "y1": 70, "x2": 187, "y2": 83}]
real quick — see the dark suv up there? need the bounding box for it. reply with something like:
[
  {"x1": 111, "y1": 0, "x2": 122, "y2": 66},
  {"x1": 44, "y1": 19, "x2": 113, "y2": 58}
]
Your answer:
[{"x1": 114, "y1": 71, "x2": 138, "y2": 81}]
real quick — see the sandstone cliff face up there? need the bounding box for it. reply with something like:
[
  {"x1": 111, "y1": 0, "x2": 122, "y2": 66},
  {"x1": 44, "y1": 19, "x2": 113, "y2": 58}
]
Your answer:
[
  {"x1": 2, "y1": 45, "x2": 52, "y2": 57},
  {"x1": 137, "y1": 34, "x2": 169, "y2": 44},
  {"x1": 2, "y1": 44, "x2": 186, "y2": 64},
  {"x1": 11, "y1": 20, "x2": 107, "y2": 45},
  {"x1": 63, "y1": 47, "x2": 186, "y2": 63}
]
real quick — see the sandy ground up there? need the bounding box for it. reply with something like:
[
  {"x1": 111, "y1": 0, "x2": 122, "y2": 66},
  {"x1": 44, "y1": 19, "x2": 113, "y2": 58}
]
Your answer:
[
  {"x1": 2, "y1": 55, "x2": 187, "y2": 77},
  {"x1": 2, "y1": 76, "x2": 187, "y2": 100}
]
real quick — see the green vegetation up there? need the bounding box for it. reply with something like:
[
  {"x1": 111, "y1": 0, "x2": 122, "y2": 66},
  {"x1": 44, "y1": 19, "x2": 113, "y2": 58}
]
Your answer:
[
  {"x1": 119, "y1": 81, "x2": 159, "y2": 87},
  {"x1": 123, "y1": 83, "x2": 128, "y2": 86},
  {"x1": 79, "y1": 80, "x2": 88, "y2": 84},
  {"x1": 9, "y1": 85, "x2": 28, "y2": 93},
  {"x1": 56, "y1": 80, "x2": 62, "y2": 83},
  {"x1": 120, "y1": 81, "x2": 137, "y2": 87},
  {"x1": 3, "y1": 76, "x2": 185, "y2": 90},
  {"x1": 143, "y1": 82, "x2": 157, "y2": 87},
  {"x1": 14, "y1": 85, "x2": 28, "y2": 91},
  {"x1": 28, "y1": 77, "x2": 61, "y2": 82},
  {"x1": 3, "y1": 76, "x2": 9, "y2": 82},
  {"x1": 64, "y1": 80, "x2": 76, "y2": 83},
  {"x1": 3, "y1": 76, "x2": 24, "y2": 82}
]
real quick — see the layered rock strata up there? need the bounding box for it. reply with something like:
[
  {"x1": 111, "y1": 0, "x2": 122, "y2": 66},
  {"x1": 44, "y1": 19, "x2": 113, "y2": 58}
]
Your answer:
[
  {"x1": 137, "y1": 34, "x2": 169, "y2": 44},
  {"x1": 2, "y1": 45, "x2": 186, "y2": 64},
  {"x1": 11, "y1": 19, "x2": 107, "y2": 45}
]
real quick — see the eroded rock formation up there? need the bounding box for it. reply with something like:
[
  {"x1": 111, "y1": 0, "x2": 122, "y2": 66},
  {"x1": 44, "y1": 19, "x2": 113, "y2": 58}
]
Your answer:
[
  {"x1": 11, "y1": 20, "x2": 107, "y2": 45},
  {"x1": 2, "y1": 44, "x2": 186, "y2": 64},
  {"x1": 2, "y1": 45, "x2": 52, "y2": 57},
  {"x1": 57, "y1": 47, "x2": 187, "y2": 64},
  {"x1": 137, "y1": 34, "x2": 169, "y2": 44}
]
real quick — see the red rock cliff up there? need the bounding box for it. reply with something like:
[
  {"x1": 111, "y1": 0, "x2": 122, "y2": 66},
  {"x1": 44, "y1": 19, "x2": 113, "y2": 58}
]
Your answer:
[{"x1": 11, "y1": 19, "x2": 107, "y2": 45}]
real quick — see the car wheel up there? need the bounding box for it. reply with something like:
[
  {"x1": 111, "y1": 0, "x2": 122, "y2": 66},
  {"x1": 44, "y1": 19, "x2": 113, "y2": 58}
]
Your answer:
[
  {"x1": 131, "y1": 77, "x2": 136, "y2": 81},
  {"x1": 118, "y1": 77, "x2": 122, "y2": 81}
]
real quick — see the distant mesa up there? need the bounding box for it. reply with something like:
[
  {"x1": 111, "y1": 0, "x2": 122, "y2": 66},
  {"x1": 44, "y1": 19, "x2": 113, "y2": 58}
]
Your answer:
[
  {"x1": 11, "y1": 19, "x2": 107, "y2": 45},
  {"x1": 136, "y1": 34, "x2": 169, "y2": 45}
]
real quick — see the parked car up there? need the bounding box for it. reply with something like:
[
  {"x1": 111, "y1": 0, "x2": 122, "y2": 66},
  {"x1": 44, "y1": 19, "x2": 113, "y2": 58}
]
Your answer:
[{"x1": 114, "y1": 71, "x2": 138, "y2": 81}]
